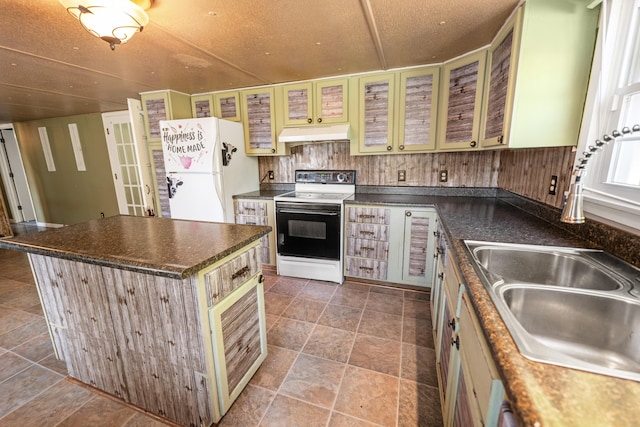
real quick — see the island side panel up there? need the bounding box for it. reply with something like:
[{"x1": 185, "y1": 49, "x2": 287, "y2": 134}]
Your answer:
[
  {"x1": 28, "y1": 254, "x2": 129, "y2": 400},
  {"x1": 104, "y1": 268, "x2": 214, "y2": 427}
]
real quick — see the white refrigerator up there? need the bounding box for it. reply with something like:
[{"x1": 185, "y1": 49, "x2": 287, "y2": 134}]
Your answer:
[{"x1": 160, "y1": 117, "x2": 258, "y2": 223}]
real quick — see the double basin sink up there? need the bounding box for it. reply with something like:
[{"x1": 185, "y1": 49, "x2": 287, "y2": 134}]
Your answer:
[{"x1": 465, "y1": 241, "x2": 640, "y2": 381}]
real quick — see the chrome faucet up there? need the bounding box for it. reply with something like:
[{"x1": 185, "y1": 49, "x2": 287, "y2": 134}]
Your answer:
[{"x1": 561, "y1": 124, "x2": 640, "y2": 224}]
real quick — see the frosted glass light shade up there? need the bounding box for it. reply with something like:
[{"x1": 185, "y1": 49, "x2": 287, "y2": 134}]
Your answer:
[{"x1": 59, "y1": 0, "x2": 149, "y2": 50}]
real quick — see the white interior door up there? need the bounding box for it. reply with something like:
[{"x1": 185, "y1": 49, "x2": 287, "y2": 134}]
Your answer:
[
  {"x1": 0, "y1": 126, "x2": 36, "y2": 222},
  {"x1": 127, "y1": 98, "x2": 157, "y2": 215},
  {"x1": 102, "y1": 111, "x2": 148, "y2": 216}
]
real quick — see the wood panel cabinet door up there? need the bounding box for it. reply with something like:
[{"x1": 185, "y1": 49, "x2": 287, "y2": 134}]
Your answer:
[
  {"x1": 192, "y1": 94, "x2": 214, "y2": 118},
  {"x1": 437, "y1": 51, "x2": 486, "y2": 151},
  {"x1": 282, "y1": 79, "x2": 348, "y2": 126},
  {"x1": 141, "y1": 91, "x2": 192, "y2": 142},
  {"x1": 401, "y1": 209, "x2": 437, "y2": 285},
  {"x1": 214, "y1": 92, "x2": 241, "y2": 122},
  {"x1": 209, "y1": 275, "x2": 267, "y2": 414},
  {"x1": 397, "y1": 67, "x2": 439, "y2": 152},
  {"x1": 357, "y1": 73, "x2": 395, "y2": 153},
  {"x1": 241, "y1": 88, "x2": 278, "y2": 155},
  {"x1": 480, "y1": 6, "x2": 523, "y2": 148}
]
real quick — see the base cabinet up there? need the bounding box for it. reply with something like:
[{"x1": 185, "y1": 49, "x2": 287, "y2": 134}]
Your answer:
[
  {"x1": 30, "y1": 241, "x2": 266, "y2": 426},
  {"x1": 435, "y1": 250, "x2": 505, "y2": 427},
  {"x1": 234, "y1": 199, "x2": 276, "y2": 265},
  {"x1": 345, "y1": 204, "x2": 437, "y2": 287}
]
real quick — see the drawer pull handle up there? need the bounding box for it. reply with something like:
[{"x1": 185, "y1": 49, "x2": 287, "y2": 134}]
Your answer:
[
  {"x1": 246, "y1": 208, "x2": 255, "y2": 212},
  {"x1": 361, "y1": 247, "x2": 374, "y2": 252},
  {"x1": 359, "y1": 266, "x2": 374, "y2": 272},
  {"x1": 452, "y1": 336, "x2": 460, "y2": 350},
  {"x1": 448, "y1": 318, "x2": 456, "y2": 329},
  {"x1": 231, "y1": 265, "x2": 250, "y2": 280},
  {"x1": 359, "y1": 231, "x2": 375, "y2": 236},
  {"x1": 358, "y1": 214, "x2": 376, "y2": 219}
]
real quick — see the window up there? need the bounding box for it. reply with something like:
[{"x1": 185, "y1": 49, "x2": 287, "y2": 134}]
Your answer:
[{"x1": 578, "y1": 0, "x2": 640, "y2": 233}]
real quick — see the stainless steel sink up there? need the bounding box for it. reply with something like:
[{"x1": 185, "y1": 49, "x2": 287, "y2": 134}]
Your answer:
[
  {"x1": 471, "y1": 245, "x2": 623, "y2": 290},
  {"x1": 465, "y1": 240, "x2": 640, "y2": 381}
]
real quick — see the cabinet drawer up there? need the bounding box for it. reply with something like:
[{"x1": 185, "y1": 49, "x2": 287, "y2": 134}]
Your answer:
[
  {"x1": 345, "y1": 257, "x2": 388, "y2": 280},
  {"x1": 204, "y1": 246, "x2": 261, "y2": 307},
  {"x1": 347, "y1": 207, "x2": 391, "y2": 224},
  {"x1": 235, "y1": 215, "x2": 268, "y2": 226},
  {"x1": 345, "y1": 238, "x2": 389, "y2": 260},
  {"x1": 235, "y1": 201, "x2": 267, "y2": 216},
  {"x1": 346, "y1": 223, "x2": 389, "y2": 242}
]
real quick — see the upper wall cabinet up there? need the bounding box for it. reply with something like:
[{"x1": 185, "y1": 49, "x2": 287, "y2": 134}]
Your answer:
[
  {"x1": 191, "y1": 94, "x2": 214, "y2": 118},
  {"x1": 214, "y1": 92, "x2": 241, "y2": 122},
  {"x1": 356, "y1": 73, "x2": 396, "y2": 154},
  {"x1": 437, "y1": 51, "x2": 487, "y2": 151},
  {"x1": 281, "y1": 78, "x2": 348, "y2": 126},
  {"x1": 396, "y1": 67, "x2": 440, "y2": 152},
  {"x1": 480, "y1": 1, "x2": 598, "y2": 149},
  {"x1": 140, "y1": 90, "x2": 193, "y2": 146},
  {"x1": 240, "y1": 88, "x2": 287, "y2": 156}
]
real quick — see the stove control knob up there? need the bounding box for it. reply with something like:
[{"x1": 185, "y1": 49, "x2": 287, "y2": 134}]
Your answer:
[{"x1": 336, "y1": 173, "x2": 346, "y2": 183}]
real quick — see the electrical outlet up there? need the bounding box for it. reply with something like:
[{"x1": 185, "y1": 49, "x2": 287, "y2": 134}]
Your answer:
[
  {"x1": 268, "y1": 170, "x2": 275, "y2": 180},
  {"x1": 398, "y1": 170, "x2": 406, "y2": 182},
  {"x1": 549, "y1": 175, "x2": 558, "y2": 195},
  {"x1": 439, "y1": 170, "x2": 448, "y2": 182}
]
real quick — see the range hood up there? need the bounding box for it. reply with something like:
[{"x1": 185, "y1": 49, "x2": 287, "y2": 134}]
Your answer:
[{"x1": 278, "y1": 123, "x2": 350, "y2": 143}]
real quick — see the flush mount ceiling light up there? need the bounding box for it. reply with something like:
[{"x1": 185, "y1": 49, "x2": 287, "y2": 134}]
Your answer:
[{"x1": 59, "y1": 0, "x2": 150, "y2": 50}]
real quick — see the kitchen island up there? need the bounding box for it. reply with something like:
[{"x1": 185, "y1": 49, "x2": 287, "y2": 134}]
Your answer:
[{"x1": 0, "y1": 215, "x2": 271, "y2": 427}]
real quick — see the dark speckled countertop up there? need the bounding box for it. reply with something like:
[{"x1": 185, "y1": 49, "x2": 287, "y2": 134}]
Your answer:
[
  {"x1": 0, "y1": 215, "x2": 271, "y2": 279},
  {"x1": 348, "y1": 191, "x2": 640, "y2": 427}
]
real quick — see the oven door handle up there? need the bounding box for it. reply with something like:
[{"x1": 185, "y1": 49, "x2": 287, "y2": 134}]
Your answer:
[{"x1": 277, "y1": 209, "x2": 340, "y2": 216}]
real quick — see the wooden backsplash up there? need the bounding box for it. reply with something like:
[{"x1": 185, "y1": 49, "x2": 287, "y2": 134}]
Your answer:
[{"x1": 258, "y1": 142, "x2": 575, "y2": 209}]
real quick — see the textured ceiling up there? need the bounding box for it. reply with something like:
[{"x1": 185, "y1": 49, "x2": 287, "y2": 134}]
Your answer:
[{"x1": 0, "y1": 0, "x2": 521, "y2": 123}]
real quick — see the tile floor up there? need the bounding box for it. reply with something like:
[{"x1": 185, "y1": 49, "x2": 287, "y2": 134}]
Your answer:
[{"x1": 0, "y1": 223, "x2": 443, "y2": 426}]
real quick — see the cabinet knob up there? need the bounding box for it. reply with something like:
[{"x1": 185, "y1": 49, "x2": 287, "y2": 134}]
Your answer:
[
  {"x1": 317, "y1": 117, "x2": 323, "y2": 123},
  {"x1": 307, "y1": 118, "x2": 313, "y2": 124},
  {"x1": 438, "y1": 272, "x2": 444, "y2": 280},
  {"x1": 399, "y1": 145, "x2": 405, "y2": 151},
  {"x1": 271, "y1": 148, "x2": 276, "y2": 153},
  {"x1": 386, "y1": 145, "x2": 392, "y2": 151},
  {"x1": 498, "y1": 135, "x2": 504, "y2": 144},
  {"x1": 258, "y1": 274, "x2": 264, "y2": 283},
  {"x1": 448, "y1": 318, "x2": 456, "y2": 330},
  {"x1": 470, "y1": 140, "x2": 477, "y2": 147},
  {"x1": 452, "y1": 335, "x2": 460, "y2": 350},
  {"x1": 405, "y1": 211, "x2": 412, "y2": 217}
]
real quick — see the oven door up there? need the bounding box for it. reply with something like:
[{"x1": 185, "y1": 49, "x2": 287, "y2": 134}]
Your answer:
[{"x1": 276, "y1": 201, "x2": 342, "y2": 260}]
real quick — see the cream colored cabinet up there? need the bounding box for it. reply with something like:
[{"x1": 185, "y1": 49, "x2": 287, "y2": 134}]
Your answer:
[
  {"x1": 344, "y1": 205, "x2": 437, "y2": 287},
  {"x1": 240, "y1": 87, "x2": 287, "y2": 156},
  {"x1": 480, "y1": 2, "x2": 597, "y2": 149},
  {"x1": 435, "y1": 250, "x2": 505, "y2": 427},
  {"x1": 192, "y1": 93, "x2": 214, "y2": 118},
  {"x1": 140, "y1": 90, "x2": 193, "y2": 145},
  {"x1": 396, "y1": 67, "x2": 440, "y2": 152},
  {"x1": 234, "y1": 199, "x2": 276, "y2": 266},
  {"x1": 281, "y1": 78, "x2": 348, "y2": 126},
  {"x1": 437, "y1": 51, "x2": 487, "y2": 151},
  {"x1": 214, "y1": 92, "x2": 241, "y2": 122},
  {"x1": 344, "y1": 205, "x2": 391, "y2": 280},
  {"x1": 356, "y1": 73, "x2": 396, "y2": 154}
]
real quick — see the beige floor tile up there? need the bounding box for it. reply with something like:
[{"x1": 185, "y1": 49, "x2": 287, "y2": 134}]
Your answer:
[
  {"x1": 123, "y1": 412, "x2": 174, "y2": 426},
  {"x1": 218, "y1": 384, "x2": 275, "y2": 427},
  {"x1": 404, "y1": 289, "x2": 431, "y2": 301},
  {"x1": 267, "y1": 318, "x2": 315, "y2": 351},
  {"x1": 265, "y1": 313, "x2": 279, "y2": 332},
  {"x1": 334, "y1": 366, "x2": 399, "y2": 427},
  {"x1": 0, "y1": 285, "x2": 41, "y2": 311},
  {"x1": 282, "y1": 297, "x2": 327, "y2": 323},
  {"x1": 0, "y1": 317, "x2": 48, "y2": 350},
  {"x1": 0, "y1": 306, "x2": 41, "y2": 335},
  {"x1": 404, "y1": 299, "x2": 431, "y2": 320},
  {"x1": 402, "y1": 316, "x2": 434, "y2": 349},
  {"x1": 330, "y1": 288, "x2": 369, "y2": 309},
  {"x1": 328, "y1": 412, "x2": 379, "y2": 426},
  {"x1": 264, "y1": 292, "x2": 294, "y2": 316},
  {"x1": 340, "y1": 282, "x2": 371, "y2": 293},
  {"x1": 280, "y1": 354, "x2": 345, "y2": 408},
  {"x1": 300, "y1": 281, "x2": 338, "y2": 302},
  {"x1": 0, "y1": 379, "x2": 93, "y2": 426},
  {"x1": 398, "y1": 379, "x2": 443, "y2": 427},
  {"x1": 0, "y1": 351, "x2": 32, "y2": 383},
  {"x1": 357, "y1": 309, "x2": 403, "y2": 341},
  {"x1": 37, "y1": 353, "x2": 69, "y2": 376},
  {"x1": 370, "y1": 285, "x2": 405, "y2": 297},
  {"x1": 250, "y1": 345, "x2": 298, "y2": 390},
  {"x1": 260, "y1": 394, "x2": 331, "y2": 427},
  {"x1": 318, "y1": 304, "x2": 363, "y2": 332},
  {"x1": 365, "y1": 292, "x2": 403, "y2": 316},
  {"x1": 401, "y1": 343, "x2": 438, "y2": 387},
  {"x1": 56, "y1": 395, "x2": 139, "y2": 426},
  {"x1": 269, "y1": 277, "x2": 308, "y2": 297},
  {"x1": 348, "y1": 334, "x2": 401, "y2": 376},
  {"x1": 302, "y1": 325, "x2": 355, "y2": 363},
  {"x1": 11, "y1": 333, "x2": 55, "y2": 363},
  {"x1": 0, "y1": 365, "x2": 63, "y2": 417}
]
